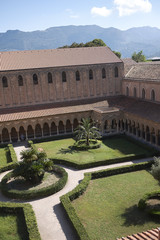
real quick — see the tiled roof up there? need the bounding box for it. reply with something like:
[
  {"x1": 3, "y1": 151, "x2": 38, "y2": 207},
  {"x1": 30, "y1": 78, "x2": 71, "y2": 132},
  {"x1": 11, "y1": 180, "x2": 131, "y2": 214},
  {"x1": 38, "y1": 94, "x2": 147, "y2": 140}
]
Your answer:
[
  {"x1": 0, "y1": 96, "x2": 160, "y2": 124},
  {"x1": 125, "y1": 63, "x2": 160, "y2": 81},
  {"x1": 117, "y1": 228, "x2": 160, "y2": 240},
  {"x1": 122, "y1": 58, "x2": 137, "y2": 75},
  {"x1": 0, "y1": 47, "x2": 122, "y2": 71}
]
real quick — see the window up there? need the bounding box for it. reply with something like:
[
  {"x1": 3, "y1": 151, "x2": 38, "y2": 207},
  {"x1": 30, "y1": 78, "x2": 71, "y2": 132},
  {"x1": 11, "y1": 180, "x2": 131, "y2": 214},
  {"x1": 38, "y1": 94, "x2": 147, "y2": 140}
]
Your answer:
[
  {"x1": 151, "y1": 89, "x2": 155, "y2": 101},
  {"x1": 62, "y1": 71, "x2": 66, "y2": 82},
  {"x1": 133, "y1": 87, "x2": 137, "y2": 98},
  {"x1": 2, "y1": 76, "x2": 8, "y2": 88},
  {"x1": 142, "y1": 88, "x2": 145, "y2": 99},
  {"x1": 89, "y1": 69, "x2": 93, "y2": 80},
  {"x1": 115, "y1": 67, "x2": 118, "y2": 78},
  {"x1": 76, "y1": 71, "x2": 80, "y2": 81},
  {"x1": 18, "y1": 75, "x2": 23, "y2": 86},
  {"x1": 33, "y1": 74, "x2": 38, "y2": 85},
  {"x1": 48, "y1": 72, "x2": 52, "y2": 83},
  {"x1": 102, "y1": 68, "x2": 106, "y2": 79},
  {"x1": 126, "y1": 86, "x2": 129, "y2": 96}
]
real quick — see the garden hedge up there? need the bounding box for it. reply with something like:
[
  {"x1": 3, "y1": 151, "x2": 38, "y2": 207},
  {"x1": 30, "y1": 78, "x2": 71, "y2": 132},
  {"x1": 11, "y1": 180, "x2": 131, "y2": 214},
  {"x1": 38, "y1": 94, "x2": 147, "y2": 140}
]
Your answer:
[
  {"x1": 0, "y1": 201, "x2": 41, "y2": 240},
  {"x1": 60, "y1": 161, "x2": 153, "y2": 240},
  {"x1": 1, "y1": 165, "x2": 68, "y2": 200},
  {"x1": 0, "y1": 144, "x2": 18, "y2": 173}
]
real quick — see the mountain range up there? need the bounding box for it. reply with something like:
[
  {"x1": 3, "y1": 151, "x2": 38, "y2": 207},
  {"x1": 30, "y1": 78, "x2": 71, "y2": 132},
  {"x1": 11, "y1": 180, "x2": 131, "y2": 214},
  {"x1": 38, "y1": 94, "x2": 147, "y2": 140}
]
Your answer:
[{"x1": 0, "y1": 25, "x2": 160, "y2": 58}]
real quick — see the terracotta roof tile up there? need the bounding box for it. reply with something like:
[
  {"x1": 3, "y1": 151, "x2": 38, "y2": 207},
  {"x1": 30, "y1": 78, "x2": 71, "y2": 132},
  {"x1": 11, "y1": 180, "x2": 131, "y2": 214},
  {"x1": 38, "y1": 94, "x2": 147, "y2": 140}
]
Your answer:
[
  {"x1": 117, "y1": 228, "x2": 160, "y2": 240},
  {"x1": 0, "y1": 47, "x2": 122, "y2": 71}
]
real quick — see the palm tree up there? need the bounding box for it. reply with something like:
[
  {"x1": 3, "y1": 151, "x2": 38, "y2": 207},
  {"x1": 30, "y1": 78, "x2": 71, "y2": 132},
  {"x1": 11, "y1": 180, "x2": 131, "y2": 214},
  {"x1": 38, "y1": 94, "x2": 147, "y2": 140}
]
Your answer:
[{"x1": 74, "y1": 118, "x2": 100, "y2": 146}]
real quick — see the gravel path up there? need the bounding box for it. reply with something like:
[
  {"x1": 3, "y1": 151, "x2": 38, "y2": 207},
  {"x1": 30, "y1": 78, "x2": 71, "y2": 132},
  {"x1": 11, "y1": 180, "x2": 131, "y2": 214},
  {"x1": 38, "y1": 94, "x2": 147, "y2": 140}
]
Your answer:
[{"x1": 0, "y1": 144, "x2": 154, "y2": 240}]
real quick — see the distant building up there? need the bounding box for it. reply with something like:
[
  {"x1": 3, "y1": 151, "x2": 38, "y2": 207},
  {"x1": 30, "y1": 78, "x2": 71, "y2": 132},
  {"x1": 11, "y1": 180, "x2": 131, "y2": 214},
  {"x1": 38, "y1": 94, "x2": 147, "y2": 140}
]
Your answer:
[{"x1": 0, "y1": 47, "x2": 159, "y2": 147}]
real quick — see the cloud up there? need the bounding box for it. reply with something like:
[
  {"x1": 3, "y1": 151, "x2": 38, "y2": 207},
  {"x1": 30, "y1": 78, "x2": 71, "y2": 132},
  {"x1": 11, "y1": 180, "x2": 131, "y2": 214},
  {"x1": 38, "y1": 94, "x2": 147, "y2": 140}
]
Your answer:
[
  {"x1": 114, "y1": 0, "x2": 152, "y2": 16},
  {"x1": 70, "y1": 15, "x2": 79, "y2": 19},
  {"x1": 91, "y1": 6, "x2": 112, "y2": 17},
  {"x1": 65, "y1": 9, "x2": 79, "y2": 19}
]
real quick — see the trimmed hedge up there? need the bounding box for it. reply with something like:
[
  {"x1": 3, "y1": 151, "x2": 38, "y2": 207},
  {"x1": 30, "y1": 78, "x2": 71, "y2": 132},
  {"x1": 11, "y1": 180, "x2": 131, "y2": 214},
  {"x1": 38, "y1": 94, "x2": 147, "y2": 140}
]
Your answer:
[
  {"x1": 138, "y1": 191, "x2": 160, "y2": 211},
  {"x1": 1, "y1": 165, "x2": 68, "y2": 200},
  {"x1": 51, "y1": 153, "x2": 147, "y2": 170},
  {"x1": 0, "y1": 144, "x2": 18, "y2": 173},
  {"x1": 60, "y1": 161, "x2": 152, "y2": 240},
  {"x1": 0, "y1": 201, "x2": 41, "y2": 240},
  {"x1": 73, "y1": 140, "x2": 101, "y2": 151}
]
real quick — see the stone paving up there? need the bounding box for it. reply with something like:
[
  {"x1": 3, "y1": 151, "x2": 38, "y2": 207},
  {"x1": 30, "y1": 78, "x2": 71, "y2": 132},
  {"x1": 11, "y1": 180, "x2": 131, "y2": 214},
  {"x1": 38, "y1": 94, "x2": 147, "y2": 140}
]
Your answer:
[{"x1": 0, "y1": 143, "x2": 154, "y2": 240}]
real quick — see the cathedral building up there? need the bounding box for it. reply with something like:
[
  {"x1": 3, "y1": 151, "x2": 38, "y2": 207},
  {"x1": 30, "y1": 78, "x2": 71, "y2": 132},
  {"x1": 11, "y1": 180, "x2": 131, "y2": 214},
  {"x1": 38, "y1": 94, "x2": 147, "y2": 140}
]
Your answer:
[{"x1": 0, "y1": 46, "x2": 159, "y2": 147}]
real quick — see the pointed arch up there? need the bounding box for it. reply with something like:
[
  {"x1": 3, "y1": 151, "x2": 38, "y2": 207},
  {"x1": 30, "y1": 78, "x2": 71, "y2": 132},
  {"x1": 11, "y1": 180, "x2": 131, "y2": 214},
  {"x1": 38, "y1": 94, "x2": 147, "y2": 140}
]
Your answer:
[
  {"x1": 19, "y1": 126, "x2": 26, "y2": 141},
  {"x1": 27, "y1": 125, "x2": 34, "y2": 139},
  {"x1": 73, "y1": 119, "x2": 79, "y2": 130},
  {"x1": 43, "y1": 122, "x2": 50, "y2": 136},
  {"x1": 58, "y1": 121, "x2": 64, "y2": 134},
  {"x1": 151, "y1": 89, "x2": 155, "y2": 101},
  {"x1": 2, "y1": 128, "x2": 9, "y2": 142},
  {"x1": 66, "y1": 119, "x2": 72, "y2": 133},
  {"x1": 11, "y1": 127, "x2": 18, "y2": 142},
  {"x1": 2, "y1": 76, "x2": 8, "y2": 88},
  {"x1": 51, "y1": 122, "x2": 57, "y2": 135},
  {"x1": 133, "y1": 87, "x2": 137, "y2": 98},
  {"x1": 35, "y1": 124, "x2": 42, "y2": 138}
]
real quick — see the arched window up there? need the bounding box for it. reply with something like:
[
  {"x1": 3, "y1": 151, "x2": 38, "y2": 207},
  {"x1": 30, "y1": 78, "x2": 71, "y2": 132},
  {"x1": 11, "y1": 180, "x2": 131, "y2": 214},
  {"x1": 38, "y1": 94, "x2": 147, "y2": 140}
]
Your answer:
[
  {"x1": 102, "y1": 68, "x2": 106, "y2": 79},
  {"x1": 115, "y1": 67, "x2": 118, "y2": 78},
  {"x1": 151, "y1": 89, "x2": 155, "y2": 101},
  {"x1": 89, "y1": 69, "x2": 93, "y2": 80},
  {"x1": 2, "y1": 76, "x2": 8, "y2": 88},
  {"x1": 62, "y1": 71, "x2": 67, "y2": 82},
  {"x1": 142, "y1": 88, "x2": 145, "y2": 99},
  {"x1": 133, "y1": 87, "x2": 137, "y2": 98},
  {"x1": 18, "y1": 75, "x2": 23, "y2": 86},
  {"x1": 126, "y1": 86, "x2": 129, "y2": 96},
  {"x1": 48, "y1": 72, "x2": 52, "y2": 83},
  {"x1": 33, "y1": 74, "x2": 38, "y2": 85},
  {"x1": 76, "y1": 71, "x2": 80, "y2": 81}
]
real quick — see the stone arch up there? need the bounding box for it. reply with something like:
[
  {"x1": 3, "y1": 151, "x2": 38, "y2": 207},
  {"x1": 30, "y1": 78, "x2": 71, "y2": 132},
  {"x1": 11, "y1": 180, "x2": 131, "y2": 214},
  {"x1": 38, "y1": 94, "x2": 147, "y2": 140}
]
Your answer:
[
  {"x1": 11, "y1": 127, "x2": 18, "y2": 142},
  {"x1": 19, "y1": 126, "x2": 26, "y2": 141},
  {"x1": 2, "y1": 128, "x2": 9, "y2": 142},
  {"x1": 43, "y1": 122, "x2": 50, "y2": 136},
  {"x1": 73, "y1": 119, "x2": 79, "y2": 130},
  {"x1": 66, "y1": 119, "x2": 72, "y2": 133},
  {"x1": 58, "y1": 121, "x2": 64, "y2": 134},
  {"x1": 142, "y1": 88, "x2": 145, "y2": 99},
  {"x1": 51, "y1": 122, "x2": 57, "y2": 135},
  {"x1": 27, "y1": 125, "x2": 34, "y2": 139},
  {"x1": 35, "y1": 124, "x2": 42, "y2": 138},
  {"x1": 151, "y1": 89, "x2": 155, "y2": 101},
  {"x1": 33, "y1": 73, "x2": 38, "y2": 85}
]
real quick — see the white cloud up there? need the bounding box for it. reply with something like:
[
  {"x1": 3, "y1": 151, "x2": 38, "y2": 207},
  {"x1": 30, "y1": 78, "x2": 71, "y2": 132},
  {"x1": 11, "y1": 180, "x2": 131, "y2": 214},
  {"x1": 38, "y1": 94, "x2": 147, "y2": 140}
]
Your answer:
[
  {"x1": 114, "y1": 0, "x2": 152, "y2": 16},
  {"x1": 70, "y1": 15, "x2": 79, "y2": 19},
  {"x1": 91, "y1": 6, "x2": 112, "y2": 17}
]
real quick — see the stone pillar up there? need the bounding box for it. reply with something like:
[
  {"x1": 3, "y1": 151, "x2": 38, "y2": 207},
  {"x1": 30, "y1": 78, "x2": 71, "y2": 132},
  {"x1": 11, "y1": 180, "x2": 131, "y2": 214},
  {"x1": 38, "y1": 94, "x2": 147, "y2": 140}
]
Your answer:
[
  {"x1": 9, "y1": 133, "x2": 12, "y2": 143},
  {"x1": 71, "y1": 124, "x2": 73, "y2": 133},
  {"x1": 64, "y1": 125, "x2": 66, "y2": 134},
  {"x1": 155, "y1": 134, "x2": 159, "y2": 146},
  {"x1": 17, "y1": 132, "x2": 20, "y2": 142},
  {"x1": 116, "y1": 123, "x2": 119, "y2": 132},
  {"x1": 25, "y1": 131, "x2": 28, "y2": 140},
  {"x1": 42, "y1": 128, "x2": 44, "y2": 137},
  {"x1": 57, "y1": 126, "x2": 59, "y2": 135},
  {"x1": 49, "y1": 127, "x2": 51, "y2": 136}
]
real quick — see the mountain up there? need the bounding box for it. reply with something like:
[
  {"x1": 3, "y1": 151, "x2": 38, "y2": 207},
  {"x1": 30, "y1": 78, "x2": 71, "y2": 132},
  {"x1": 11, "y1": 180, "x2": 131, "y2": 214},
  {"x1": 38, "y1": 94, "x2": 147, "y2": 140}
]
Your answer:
[{"x1": 0, "y1": 25, "x2": 160, "y2": 58}]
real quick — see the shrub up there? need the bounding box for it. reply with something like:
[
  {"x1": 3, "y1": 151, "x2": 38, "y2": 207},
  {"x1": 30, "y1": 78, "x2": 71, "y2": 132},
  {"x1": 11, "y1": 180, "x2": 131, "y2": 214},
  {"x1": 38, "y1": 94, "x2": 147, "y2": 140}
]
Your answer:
[{"x1": 150, "y1": 157, "x2": 160, "y2": 182}]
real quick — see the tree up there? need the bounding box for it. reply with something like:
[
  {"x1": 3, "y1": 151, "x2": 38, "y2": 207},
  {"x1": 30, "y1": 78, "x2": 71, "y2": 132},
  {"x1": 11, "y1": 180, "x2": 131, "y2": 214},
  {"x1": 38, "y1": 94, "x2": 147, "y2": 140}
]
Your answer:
[
  {"x1": 132, "y1": 50, "x2": 146, "y2": 62},
  {"x1": 150, "y1": 157, "x2": 160, "y2": 182},
  {"x1": 59, "y1": 39, "x2": 106, "y2": 49},
  {"x1": 14, "y1": 148, "x2": 53, "y2": 184},
  {"x1": 74, "y1": 118, "x2": 101, "y2": 146},
  {"x1": 113, "y1": 51, "x2": 121, "y2": 58}
]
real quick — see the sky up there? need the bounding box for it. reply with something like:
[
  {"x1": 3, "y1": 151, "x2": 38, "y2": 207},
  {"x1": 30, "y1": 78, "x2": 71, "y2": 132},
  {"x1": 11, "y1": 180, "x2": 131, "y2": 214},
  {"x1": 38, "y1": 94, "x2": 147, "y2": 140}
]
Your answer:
[{"x1": 0, "y1": 0, "x2": 159, "y2": 32}]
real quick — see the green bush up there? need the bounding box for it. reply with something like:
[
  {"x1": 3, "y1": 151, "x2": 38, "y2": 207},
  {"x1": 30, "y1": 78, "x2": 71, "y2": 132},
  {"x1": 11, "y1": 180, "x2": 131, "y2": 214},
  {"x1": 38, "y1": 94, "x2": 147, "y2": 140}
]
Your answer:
[
  {"x1": 0, "y1": 144, "x2": 18, "y2": 173},
  {"x1": 150, "y1": 157, "x2": 160, "y2": 182},
  {"x1": 60, "y1": 161, "x2": 151, "y2": 240},
  {"x1": 73, "y1": 140, "x2": 101, "y2": 150},
  {"x1": 0, "y1": 202, "x2": 41, "y2": 240},
  {"x1": 1, "y1": 165, "x2": 68, "y2": 200},
  {"x1": 8, "y1": 144, "x2": 17, "y2": 163}
]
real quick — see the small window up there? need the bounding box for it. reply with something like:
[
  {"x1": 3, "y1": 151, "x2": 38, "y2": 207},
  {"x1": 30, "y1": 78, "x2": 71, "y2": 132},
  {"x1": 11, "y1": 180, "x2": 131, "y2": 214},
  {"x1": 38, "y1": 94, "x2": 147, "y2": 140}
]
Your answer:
[
  {"x1": 151, "y1": 89, "x2": 155, "y2": 101},
  {"x1": 89, "y1": 69, "x2": 93, "y2": 80},
  {"x1": 2, "y1": 76, "x2": 8, "y2": 88},
  {"x1": 142, "y1": 88, "x2": 145, "y2": 99},
  {"x1": 133, "y1": 87, "x2": 137, "y2": 98},
  {"x1": 126, "y1": 86, "x2": 129, "y2": 96},
  {"x1": 18, "y1": 75, "x2": 23, "y2": 86},
  {"x1": 115, "y1": 67, "x2": 118, "y2": 78},
  {"x1": 33, "y1": 74, "x2": 38, "y2": 85},
  {"x1": 62, "y1": 71, "x2": 67, "y2": 82},
  {"x1": 76, "y1": 71, "x2": 80, "y2": 81},
  {"x1": 102, "y1": 68, "x2": 106, "y2": 79},
  {"x1": 48, "y1": 72, "x2": 52, "y2": 83}
]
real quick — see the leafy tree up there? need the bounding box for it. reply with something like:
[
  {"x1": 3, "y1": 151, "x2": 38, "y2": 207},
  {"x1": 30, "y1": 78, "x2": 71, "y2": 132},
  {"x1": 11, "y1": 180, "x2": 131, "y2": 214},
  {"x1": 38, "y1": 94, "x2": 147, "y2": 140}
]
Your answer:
[
  {"x1": 113, "y1": 51, "x2": 121, "y2": 58},
  {"x1": 132, "y1": 50, "x2": 146, "y2": 62},
  {"x1": 14, "y1": 149, "x2": 53, "y2": 184},
  {"x1": 59, "y1": 39, "x2": 106, "y2": 49},
  {"x1": 74, "y1": 118, "x2": 101, "y2": 146},
  {"x1": 150, "y1": 157, "x2": 160, "y2": 182}
]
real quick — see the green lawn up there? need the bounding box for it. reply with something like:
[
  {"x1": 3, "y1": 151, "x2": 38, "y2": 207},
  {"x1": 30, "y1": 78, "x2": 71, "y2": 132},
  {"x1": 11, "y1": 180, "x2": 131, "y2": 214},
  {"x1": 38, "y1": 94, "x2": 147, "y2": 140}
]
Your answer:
[
  {"x1": 35, "y1": 136, "x2": 153, "y2": 164},
  {"x1": 72, "y1": 170, "x2": 160, "y2": 240},
  {"x1": 0, "y1": 212, "x2": 28, "y2": 240},
  {"x1": 0, "y1": 147, "x2": 12, "y2": 167}
]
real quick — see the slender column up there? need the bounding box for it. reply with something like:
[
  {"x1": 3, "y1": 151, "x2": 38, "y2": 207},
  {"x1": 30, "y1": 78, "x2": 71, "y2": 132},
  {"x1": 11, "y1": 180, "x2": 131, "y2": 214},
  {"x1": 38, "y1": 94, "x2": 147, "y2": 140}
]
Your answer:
[
  {"x1": 17, "y1": 132, "x2": 20, "y2": 142},
  {"x1": 155, "y1": 134, "x2": 159, "y2": 146},
  {"x1": 57, "y1": 126, "x2": 59, "y2": 135},
  {"x1": 49, "y1": 127, "x2": 51, "y2": 136},
  {"x1": 116, "y1": 124, "x2": 119, "y2": 132},
  {"x1": 42, "y1": 128, "x2": 44, "y2": 137},
  {"x1": 25, "y1": 131, "x2": 28, "y2": 140},
  {"x1": 64, "y1": 125, "x2": 66, "y2": 134},
  {"x1": 71, "y1": 124, "x2": 73, "y2": 133},
  {"x1": 9, "y1": 133, "x2": 12, "y2": 143}
]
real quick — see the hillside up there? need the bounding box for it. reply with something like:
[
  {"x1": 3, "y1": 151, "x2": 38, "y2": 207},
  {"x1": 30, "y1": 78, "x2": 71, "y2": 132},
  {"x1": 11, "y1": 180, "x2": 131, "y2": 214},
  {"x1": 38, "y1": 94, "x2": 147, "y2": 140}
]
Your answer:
[{"x1": 0, "y1": 25, "x2": 160, "y2": 58}]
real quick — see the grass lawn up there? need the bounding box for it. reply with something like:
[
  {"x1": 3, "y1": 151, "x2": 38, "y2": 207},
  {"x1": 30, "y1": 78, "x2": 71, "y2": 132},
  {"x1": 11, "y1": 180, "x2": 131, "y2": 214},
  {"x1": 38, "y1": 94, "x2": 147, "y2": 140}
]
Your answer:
[
  {"x1": 0, "y1": 147, "x2": 12, "y2": 167},
  {"x1": 72, "y1": 170, "x2": 160, "y2": 240},
  {"x1": 0, "y1": 212, "x2": 28, "y2": 240},
  {"x1": 35, "y1": 136, "x2": 154, "y2": 165}
]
